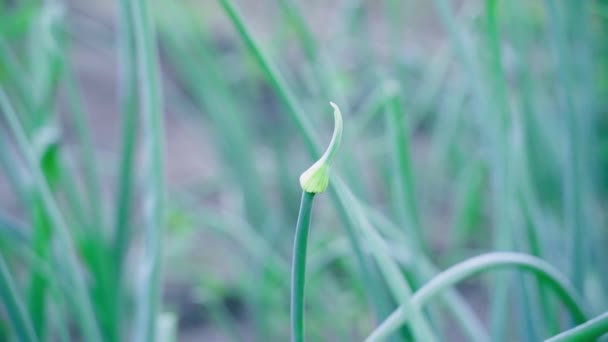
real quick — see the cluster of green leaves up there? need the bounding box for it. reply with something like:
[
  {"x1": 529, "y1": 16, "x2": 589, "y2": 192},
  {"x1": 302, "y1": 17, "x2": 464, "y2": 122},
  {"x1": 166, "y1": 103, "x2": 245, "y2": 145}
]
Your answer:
[
  {"x1": 0, "y1": 0, "x2": 165, "y2": 340},
  {"x1": 0, "y1": 0, "x2": 607, "y2": 341}
]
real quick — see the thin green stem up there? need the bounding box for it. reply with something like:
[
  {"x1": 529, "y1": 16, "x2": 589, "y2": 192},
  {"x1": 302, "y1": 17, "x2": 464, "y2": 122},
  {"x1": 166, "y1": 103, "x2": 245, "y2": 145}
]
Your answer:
[
  {"x1": 113, "y1": 0, "x2": 139, "y2": 337},
  {"x1": 291, "y1": 191, "x2": 316, "y2": 342},
  {"x1": 366, "y1": 252, "x2": 587, "y2": 341},
  {"x1": 114, "y1": 0, "x2": 139, "y2": 272},
  {"x1": 485, "y1": 0, "x2": 515, "y2": 339},
  {"x1": 28, "y1": 196, "x2": 52, "y2": 340},
  {"x1": 545, "y1": 311, "x2": 608, "y2": 342},
  {"x1": 0, "y1": 254, "x2": 38, "y2": 342},
  {"x1": 130, "y1": 0, "x2": 165, "y2": 340}
]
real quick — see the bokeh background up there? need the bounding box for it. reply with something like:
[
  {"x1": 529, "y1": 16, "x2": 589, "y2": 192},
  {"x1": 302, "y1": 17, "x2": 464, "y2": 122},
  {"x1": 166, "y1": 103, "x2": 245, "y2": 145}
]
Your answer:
[{"x1": 1, "y1": 0, "x2": 607, "y2": 341}]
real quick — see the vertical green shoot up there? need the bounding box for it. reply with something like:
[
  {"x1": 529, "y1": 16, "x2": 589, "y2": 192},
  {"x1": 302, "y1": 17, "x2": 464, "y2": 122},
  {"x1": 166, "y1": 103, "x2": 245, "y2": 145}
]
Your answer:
[
  {"x1": 291, "y1": 191, "x2": 316, "y2": 342},
  {"x1": 130, "y1": 0, "x2": 166, "y2": 340},
  {"x1": 114, "y1": 0, "x2": 139, "y2": 273}
]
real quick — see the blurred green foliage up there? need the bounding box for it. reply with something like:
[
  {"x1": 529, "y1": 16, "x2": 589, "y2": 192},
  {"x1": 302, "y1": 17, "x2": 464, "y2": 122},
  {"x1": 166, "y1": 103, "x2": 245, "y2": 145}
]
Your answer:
[{"x1": 0, "y1": 0, "x2": 607, "y2": 341}]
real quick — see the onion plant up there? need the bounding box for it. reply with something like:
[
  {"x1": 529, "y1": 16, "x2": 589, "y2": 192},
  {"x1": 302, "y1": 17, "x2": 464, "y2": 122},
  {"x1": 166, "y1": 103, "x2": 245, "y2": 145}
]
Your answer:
[{"x1": 291, "y1": 102, "x2": 343, "y2": 342}]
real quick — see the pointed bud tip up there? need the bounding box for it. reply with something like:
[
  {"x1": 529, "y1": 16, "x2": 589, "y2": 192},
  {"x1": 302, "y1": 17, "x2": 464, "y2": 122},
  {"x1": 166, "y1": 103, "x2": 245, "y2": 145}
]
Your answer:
[{"x1": 299, "y1": 102, "x2": 344, "y2": 193}]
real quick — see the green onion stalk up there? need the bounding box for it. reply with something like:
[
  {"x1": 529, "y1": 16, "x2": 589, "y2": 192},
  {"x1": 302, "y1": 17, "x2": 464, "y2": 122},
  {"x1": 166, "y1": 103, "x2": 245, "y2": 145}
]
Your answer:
[{"x1": 291, "y1": 102, "x2": 343, "y2": 342}]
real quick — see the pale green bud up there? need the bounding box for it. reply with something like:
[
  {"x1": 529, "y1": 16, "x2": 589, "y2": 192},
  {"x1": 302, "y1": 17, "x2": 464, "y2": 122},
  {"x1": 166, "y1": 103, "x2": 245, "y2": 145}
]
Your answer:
[{"x1": 299, "y1": 102, "x2": 343, "y2": 193}]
